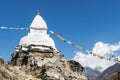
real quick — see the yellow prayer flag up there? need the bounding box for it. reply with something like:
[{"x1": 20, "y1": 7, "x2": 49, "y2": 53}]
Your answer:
[{"x1": 97, "y1": 54, "x2": 101, "y2": 58}]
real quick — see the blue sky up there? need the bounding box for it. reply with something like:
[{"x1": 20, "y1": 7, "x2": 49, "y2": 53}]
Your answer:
[{"x1": 0, "y1": 0, "x2": 120, "y2": 61}]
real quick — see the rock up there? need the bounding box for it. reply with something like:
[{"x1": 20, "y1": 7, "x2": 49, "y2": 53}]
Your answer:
[
  {"x1": 0, "y1": 66, "x2": 18, "y2": 80},
  {"x1": 0, "y1": 56, "x2": 5, "y2": 65},
  {"x1": 0, "y1": 57, "x2": 18, "y2": 80},
  {"x1": 68, "y1": 60, "x2": 84, "y2": 72},
  {"x1": 0, "y1": 45, "x2": 88, "y2": 80},
  {"x1": 40, "y1": 66, "x2": 61, "y2": 80}
]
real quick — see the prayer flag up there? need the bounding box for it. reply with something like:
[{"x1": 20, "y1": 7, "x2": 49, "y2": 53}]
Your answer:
[
  {"x1": 9, "y1": 27, "x2": 14, "y2": 29},
  {"x1": 16, "y1": 28, "x2": 20, "y2": 30},
  {"x1": 97, "y1": 54, "x2": 101, "y2": 58},
  {"x1": 57, "y1": 35, "x2": 62, "y2": 39},
  {"x1": 89, "y1": 52, "x2": 93, "y2": 54},
  {"x1": 71, "y1": 43, "x2": 75, "y2": 46},
  {"x1": 60, "y1": 38, "x2": 65, "y2": 41},
  {"x1": 93, "y1": 53, "x2": 97, "y2": 56},
  {"x1": 101, "y1": 56, "x2": 105, "y2": 59},
  {"x1": 67, "y1": 41, "x2": 72, "y2": 44},
  {"x1": 77, "y1": 46, "x2": 82, "y2": 50},
  {"x1": 0, "y1": 27, "x2": 8, "y2": 29},
  {"x1": 50, "y1": 30, "x2": 54, "y2": 34},
  {"x1": 74, "y1": 44, "x2": 78, "y2": 48},
  {"x1": 53, "y1": 33, "x2": 58, "y2": 36}
]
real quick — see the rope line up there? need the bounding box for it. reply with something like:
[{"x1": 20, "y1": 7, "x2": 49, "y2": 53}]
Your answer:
[{"x1": 0, "y1": 26, "x2": 119, "y2": 62}]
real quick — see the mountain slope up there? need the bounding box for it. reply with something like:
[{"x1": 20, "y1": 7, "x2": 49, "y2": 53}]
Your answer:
[
  {"x1": 73, "y1": 52, "x2": 115, "y2": 80},
  {"x1": 97, "y1": 63, "x2": 120, "y2": 80}
]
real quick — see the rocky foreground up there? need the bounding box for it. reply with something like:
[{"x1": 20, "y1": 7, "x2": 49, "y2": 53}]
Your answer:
[{"x1": 0, "y1": 45, "x2": 88, "y2": 80}]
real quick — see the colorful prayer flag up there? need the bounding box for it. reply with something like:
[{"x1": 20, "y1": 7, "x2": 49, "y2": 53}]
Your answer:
[
  {"x1": 77, "y1": 46, "x2": 82, "y2": 50},
  {"x1": 89, "y1": 52, "x2": 93, "y2": 54},
  {"x1": 53, "y1": 33, "x2": 58, "y2": 36},
  {"x1": 97, "y1": 54, "x2": 101, "y2": 58},
  {"x1": 101, "y1": 56, "x2": 105, "y2": 59},
  {"x1": 93, "y1": 53, "x2": 97, "y2": 56},
  {"x1": 0, "y1": 27, "x2": 8, "y2": 29},
  {"x1": 9, "y1": 27, "x2": 14, "y2": 29},
  {"x1": 57, "y1": 35, "x2": 62, "y2": 39},
  {"x1": 67, "y1": 41, "x2": 72, "y2": 44},
  {"x1": 50, "y1": 30, "x2": 54, "y2": 34},
  {"x1": 60, "y1": 38, "x2": 65, "y2": 41},
  {"x1": 71, "y1": 43, "x2": 75, "y2": 46}
]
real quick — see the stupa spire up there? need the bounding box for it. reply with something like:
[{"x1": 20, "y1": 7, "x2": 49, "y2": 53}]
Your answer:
[
  {"x1": 36, "y1": 10, "x2": 40, "y2": 15},
  {"x1": 29, "y1": 11, "x2": 48, "y2": 30}
]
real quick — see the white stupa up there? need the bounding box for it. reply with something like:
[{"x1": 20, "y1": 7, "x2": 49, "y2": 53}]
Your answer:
[{"x1": 18, "y1": 11, "x2": 56, "y2": 51}]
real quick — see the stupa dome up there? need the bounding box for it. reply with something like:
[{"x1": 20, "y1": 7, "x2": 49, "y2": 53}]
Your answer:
[{"x1": 19, "y1": 12, "x2": 56, "y2": 49}]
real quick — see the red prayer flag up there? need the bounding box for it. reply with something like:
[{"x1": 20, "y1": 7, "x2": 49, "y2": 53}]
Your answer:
[
  {"x1": 53, "y1": 33, "x2": 58, "y2": 36},
  {"x1": 71, "y1": 43, "x2": 75, "y2": 46},
  {"x1": 89, "y1": 52, "x2": 93, "y2": 54},
  {"x1": 16, "y1": 28, "x2": 20, "y2": 30}
]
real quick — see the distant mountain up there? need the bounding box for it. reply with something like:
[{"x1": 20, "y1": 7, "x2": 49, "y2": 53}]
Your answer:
[
  {"x1": 84, "y1": 67, "x2": 102, "y2": 80},
  {"x1": 73, "y1": 52, "x2": 115, "y2": 80},
  {"x1": 97, "y1": 63, "x2": 120, "y2": 80}
]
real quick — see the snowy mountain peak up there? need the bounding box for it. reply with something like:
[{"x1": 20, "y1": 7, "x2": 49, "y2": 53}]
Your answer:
[{"x1": 73, "y1": 51, "x2": 115, "y2": 72}]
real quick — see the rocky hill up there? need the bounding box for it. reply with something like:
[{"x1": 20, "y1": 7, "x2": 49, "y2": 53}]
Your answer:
[
  {"x1": 0, "y1": 56, "x2": 18, "y2": 80},
  {"x1": 97, "y1": 62, "x2": 120, "y2": 80},
  {"x1": 0, "y1": 45, "x2": 88, "y2": 80}
]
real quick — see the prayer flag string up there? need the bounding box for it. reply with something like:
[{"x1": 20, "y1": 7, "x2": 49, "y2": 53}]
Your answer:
[
  {"x1": 0, "y1": 26, "x2": 119, "y2": 63},
  {"x1": 50, "y1": 30, "x2": 83, "y2": 50},
  {"x1": 0, "y1": 26, "x2": 28, "y2": 30},
  {"x1": 49, "y1": 30, "x2": 119, "y2": 62},
  {"x1": 88, "y1": 52, "x2": 119, "y2": 62}
]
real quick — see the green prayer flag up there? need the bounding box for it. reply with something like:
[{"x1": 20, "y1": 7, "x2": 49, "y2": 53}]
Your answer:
[{"x1": 93, "y1": 53, "x2": 97, "y2": 56}]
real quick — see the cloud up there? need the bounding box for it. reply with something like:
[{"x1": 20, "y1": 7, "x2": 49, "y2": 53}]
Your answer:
[
  {"x1": 92, "y1": 41, "x2": 120, "y2": 56},
  {"x1": 73, "y1": 41, "x2": 120, "y2": 72},
  {"x1": 73, "y1": 52, "x2": 115, "y2": 72}
]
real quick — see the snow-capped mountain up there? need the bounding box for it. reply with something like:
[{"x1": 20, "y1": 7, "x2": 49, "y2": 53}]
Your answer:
[
  {"x1": 73, "y1": 41, "x2": 120, "y2": 79},
  {"x1": 73, "y1": 52, "x2": 115, "y2": 72},
  {"x1": 73, "y1": 51, "x2": 120, "y2": 80}
]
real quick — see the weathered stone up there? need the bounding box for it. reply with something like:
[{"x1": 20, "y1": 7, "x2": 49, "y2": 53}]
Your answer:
[
  {"x1": 0, "y1": 57, "x2": 18, "y2": 80},
  {"x1": 0, "y1": 45, "x2": 88, "y2": 80},
  {"x1": 68, "y1": 60, "x2": 84, "y2": 72}
]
